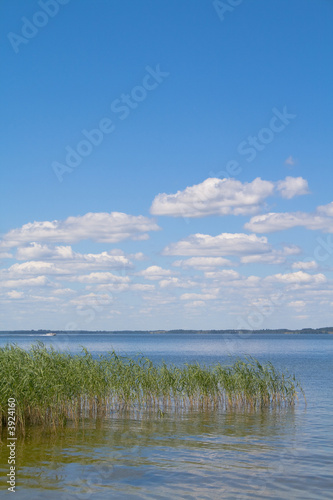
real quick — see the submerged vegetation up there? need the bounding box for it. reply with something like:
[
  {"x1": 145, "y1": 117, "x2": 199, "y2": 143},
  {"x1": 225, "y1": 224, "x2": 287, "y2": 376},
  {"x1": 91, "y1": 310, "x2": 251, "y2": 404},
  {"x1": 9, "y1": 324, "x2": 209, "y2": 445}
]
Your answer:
[{"x1": 0, "y1": 342, "x2": 305, "y2": 432}]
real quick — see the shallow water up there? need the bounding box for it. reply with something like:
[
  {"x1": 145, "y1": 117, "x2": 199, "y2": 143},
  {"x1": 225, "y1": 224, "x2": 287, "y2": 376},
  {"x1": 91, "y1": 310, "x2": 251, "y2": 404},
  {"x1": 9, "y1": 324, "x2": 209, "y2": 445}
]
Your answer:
[{"x1": 0, "y1": 333, "x2": 332, "y2": 499}]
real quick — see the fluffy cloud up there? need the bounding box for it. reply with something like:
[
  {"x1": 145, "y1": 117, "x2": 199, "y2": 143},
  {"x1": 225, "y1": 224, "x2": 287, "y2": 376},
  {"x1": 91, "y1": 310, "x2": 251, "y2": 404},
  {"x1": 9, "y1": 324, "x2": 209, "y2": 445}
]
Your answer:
[
  {"x1": 53, "y1": 288, "x2": 76, "y2": 296},
  {"x1": 180, "y1": 292, "x2": 218, "y2": 301},
  {"x1": 266, "y1": 271, "x2": 326, "y2": 284},
  {"x1": 16, "y1": 243, "x2": 133, "y2": 267},
  {"x1": 204, "y1": 269, "x2": 240, "y2": 280},
  {"x1": 3, "y1": 250, "x2": 132, "y2": 279},
  {"x1": 7, "y1": 290, "x2": 24, "y2": 299},
  {"x1": 1, "y1": 212, "x2": 160, "y2": 248},
  {"x1": 70, "y1": 272, "x2": 130, "y2": 284},
  {"x1": 70, "y1": 293, "x2": 113, "y2": 306},
  {"x1": 172, "y1": 257, "x2": 233, "y2": 270},
  {"x1": 292, "y1": 260, "x2": 318, "y2": 270},
  {"x1": 84, "y1": 284, "x2": 129, "y2": 294},
  {"x1": 276, "y1": 176, "x2": 309, "y2": 199},
  {"x1": 0, "y1": 276, "x2": 49, "y2": 288},
  {"x1": 171, "y1": 243, "x2": 300, "y2": 266},
  {"x1": 317, "y1": 201, "x2": 333, "y2": 217},
  {"x1": 203, "y1": 271, "x2": 261, "y2": 289},
  {"x1": 240, "y1": 245, "x2": 300, "y2": 264},
  {"x1": 159, "y1": 277, "x2": 197, "y2": 289},
  {"x1": 240, "y1": 254, "x2": 283, "y2": 264},
  {"x1": 150, "y1": 176, "x2": 308, "y2": 218},
  {"x1": 130, "y1": 284, "x2": 155, "y2": 291},
  {"x1": 151, "y1": 177, "x2": 274, "y2": 217},
  {"x1": 163, "y1": 233, "x2": 271, "y2": 257},
  {"x1": 7, "y1": 261, "x2": 65, "y2": 276},
  {"x1": 15, "y1": 243, "x2": 62, "y2": 260},
  {"x1": 138, "y1": 266, "x2": 174, "y2": 280},
  {"x1": 245, "y1": 202, "x2": 333, "y2": 233},
  {"x1": 245, "y1": 212, "x2": 324, "y2": 233},
  {"x1": 0, "y1": 252, "x2": 12, "y2": 259}
]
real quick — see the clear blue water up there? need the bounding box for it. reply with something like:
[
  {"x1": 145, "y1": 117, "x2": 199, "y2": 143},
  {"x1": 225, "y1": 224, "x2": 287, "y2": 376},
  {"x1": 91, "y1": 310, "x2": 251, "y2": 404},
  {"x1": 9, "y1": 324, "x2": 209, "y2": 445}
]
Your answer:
[{"x1": 0, "y1": 333, "x2": 332, "y2": 499}]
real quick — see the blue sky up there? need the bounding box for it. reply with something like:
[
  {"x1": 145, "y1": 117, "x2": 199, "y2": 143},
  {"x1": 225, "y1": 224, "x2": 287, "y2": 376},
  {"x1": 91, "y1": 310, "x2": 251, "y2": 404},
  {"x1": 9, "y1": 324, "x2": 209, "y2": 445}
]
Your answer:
[{"x1": 1, "y1": 0, "x2": 333, "y2": 330}]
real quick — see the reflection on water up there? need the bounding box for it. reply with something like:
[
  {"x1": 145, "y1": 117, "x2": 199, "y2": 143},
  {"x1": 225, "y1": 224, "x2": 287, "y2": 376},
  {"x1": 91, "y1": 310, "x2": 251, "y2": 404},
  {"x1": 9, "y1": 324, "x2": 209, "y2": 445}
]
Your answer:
[{"x1": 0, "y1": 407, "x2": 317, "y2": 500}]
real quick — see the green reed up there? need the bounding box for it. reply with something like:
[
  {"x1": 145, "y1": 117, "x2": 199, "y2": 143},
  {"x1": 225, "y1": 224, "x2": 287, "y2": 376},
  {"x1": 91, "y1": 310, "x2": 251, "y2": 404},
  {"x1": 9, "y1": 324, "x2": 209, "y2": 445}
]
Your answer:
[{"x1": 0, "y1": 342, "x2": 305, "y2": 432}]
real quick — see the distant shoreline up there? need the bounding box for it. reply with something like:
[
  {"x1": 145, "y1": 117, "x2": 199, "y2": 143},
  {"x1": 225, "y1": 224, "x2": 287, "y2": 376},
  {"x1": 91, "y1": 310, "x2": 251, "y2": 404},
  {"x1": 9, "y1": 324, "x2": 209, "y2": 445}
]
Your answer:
[{"x1": 1, "y1": 328, "x2": 333, "y2": 335}]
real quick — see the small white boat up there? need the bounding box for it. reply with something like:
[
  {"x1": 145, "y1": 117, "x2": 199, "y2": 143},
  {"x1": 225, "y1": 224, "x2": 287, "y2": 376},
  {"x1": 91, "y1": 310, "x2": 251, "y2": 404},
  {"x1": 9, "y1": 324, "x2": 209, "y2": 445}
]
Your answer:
[{"x1": 45, "y1": 332, "x2": 56, "y2": 336}]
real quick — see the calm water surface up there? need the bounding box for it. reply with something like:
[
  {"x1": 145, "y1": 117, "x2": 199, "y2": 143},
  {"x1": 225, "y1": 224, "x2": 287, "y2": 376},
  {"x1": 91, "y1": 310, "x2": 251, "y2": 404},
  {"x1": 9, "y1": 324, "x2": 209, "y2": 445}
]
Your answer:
[{"x1": 0, "y1": 333, "x2": 332, "y2": 499}]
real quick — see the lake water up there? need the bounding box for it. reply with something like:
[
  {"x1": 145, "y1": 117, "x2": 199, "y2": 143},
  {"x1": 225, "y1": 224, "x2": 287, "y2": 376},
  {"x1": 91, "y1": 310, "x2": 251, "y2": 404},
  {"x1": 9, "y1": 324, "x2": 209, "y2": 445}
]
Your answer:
[{"x1": 0, "y1": 333, "x2": 332, "y2": 499}]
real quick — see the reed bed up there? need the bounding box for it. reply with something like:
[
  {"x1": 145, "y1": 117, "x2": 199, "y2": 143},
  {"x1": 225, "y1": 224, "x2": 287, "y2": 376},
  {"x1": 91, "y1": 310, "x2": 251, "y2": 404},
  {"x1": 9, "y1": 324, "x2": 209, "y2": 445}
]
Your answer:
[{"x1": 0, "y1": 342, "x2": 304, "y2": 432}]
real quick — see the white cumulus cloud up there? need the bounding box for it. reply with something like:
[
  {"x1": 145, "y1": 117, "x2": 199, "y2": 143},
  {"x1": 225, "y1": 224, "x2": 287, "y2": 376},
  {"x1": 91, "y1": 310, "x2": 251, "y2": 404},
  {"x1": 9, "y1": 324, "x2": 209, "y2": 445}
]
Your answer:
[
  {"x1": 138, "y1": 266, "x2": 174, "y2": 280},
  {"x1": 159, "y1": 277, "x2": 197, "y2": 289},
  {"x1": 7, "y1": 261, "x2": 65, "y2": 276},
  {"x1": 172, "y1": 257, "x2": 233, "y2": 270},
  {"x1": 70, "y1": 293, "x2": 113, "y2": 306},
  {"x1": 204, "y1": 269, "x2": 240, "y2": 280},
  {"x1": 180, "y1": 292, "x2": 218, "y2": 301},
  {"x1": 267, "y1": 271, "x2": 326, "y2": 284},
  {"x1": 292, "y1": 260, "x2": 318, "y2": 270},
  {"x1": 7, "y1": 290, "x2": 24, "y2": 299},
  {"x1": 276, "y1": 176, "x2": 309, "y2": 199},
  {"x1": 130, "y1": 284, "x2": 155, "y2": 291},
  {"x1": 0, "y1": 252, "x2": 12, "y2": 259},
  {"x1": 317, "y1": 201, "x2": 333, "y2": 217},
  {"x1": 240, "y1": 245, "x2": 301, "y2": 265},
  {"x1": 0, "y1": 276, "x2": 49, "y2": 288},
  {"x1": 245, "y1": 201, "x2": 333, "y2": 233},
  {"x1": 70, "y1": 272, "x2": 130, "y2": 284},
  {"x1": 1, "y1": 212, "x2": 160, "y2": 248},
  {"x1": 151, "y1": 177, "x2": 274, "y2": 217},
  {"x1": 150, "y1": 176, "x2": 309, "y2": 218},
  {"x1": 163, "y1": 233, "x2": 271, "y2": 256}
]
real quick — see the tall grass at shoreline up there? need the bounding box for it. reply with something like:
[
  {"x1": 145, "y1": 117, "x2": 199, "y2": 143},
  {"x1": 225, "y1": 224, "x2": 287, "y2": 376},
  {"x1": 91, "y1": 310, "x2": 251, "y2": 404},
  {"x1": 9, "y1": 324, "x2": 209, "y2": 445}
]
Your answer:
[{"x1": 0, "y1": 342, "x2": 305, "y2": 433}]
